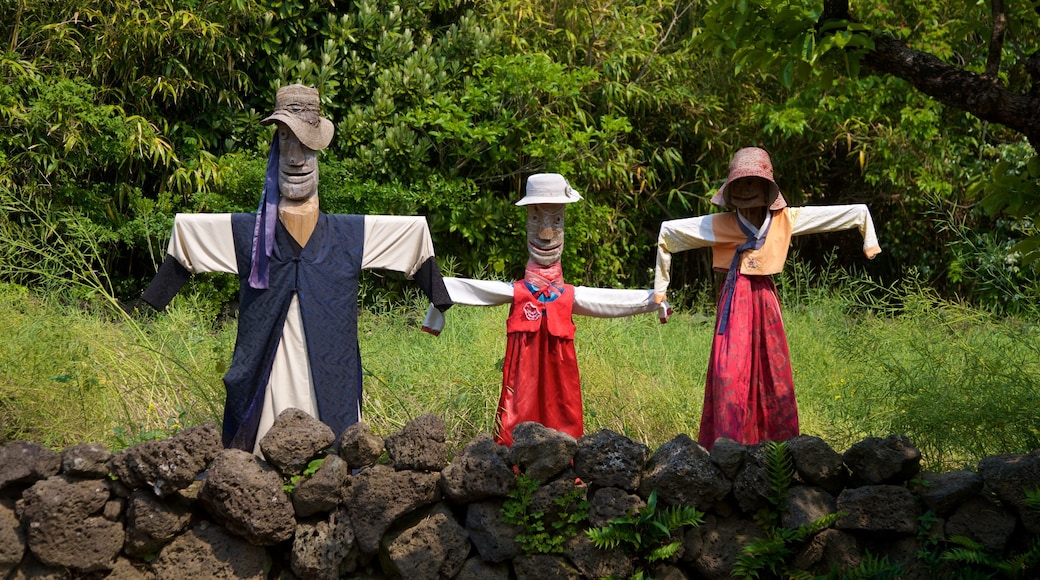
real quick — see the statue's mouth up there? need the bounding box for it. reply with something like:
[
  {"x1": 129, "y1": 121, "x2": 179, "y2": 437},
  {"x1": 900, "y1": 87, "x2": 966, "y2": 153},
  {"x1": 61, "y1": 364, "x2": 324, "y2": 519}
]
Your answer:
[
  {"x1": 529, "y1": 242, "x2": 561, "y2": 256},
  {"x1": 281, "y1": 170, "x2": 315, "y2": 183}
]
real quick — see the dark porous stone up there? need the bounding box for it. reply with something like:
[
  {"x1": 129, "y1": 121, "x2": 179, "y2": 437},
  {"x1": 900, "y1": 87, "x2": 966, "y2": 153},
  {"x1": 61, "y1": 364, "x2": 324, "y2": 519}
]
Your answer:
[
  {"x1": 842, "y1": 434, "x2": 921, "y2": 487},
  {"x1": 465, "y1": 500, "x2": 522, "y2": 564},
  {"x1": 791, "y1": 528, "x2": 863, "y2": 575},
  {"x1": 587, "y1": 486, "x2": 645, "y2": 528},
  {"x1": 384, "y1": 413, "x2": 448, "y2": 472},
  {"x1": 379, "y1": 502, "x2": 470, "y2": 579},
  {"x1": 337, "y1": 421, "x2": 384, "y2": 468},
  {"x1": 455, "y1": 557, "x2": 511, "y2": 580},
  {"x1": 19, "y1": 475, "x2": 122, "y2": 573},
  {"x1": 708, "y1": 438, "x2": 746, "y2": 480},
  {"x1": 123, "y1": 489, "x2": 192, "y2": 558},
  {"x1": 151, "y1": 520, "x2": 269, "y2": 579},
  {"x1": 61, "y1": 442, "x2": 113, "y2": 478},
  {"x1": 291, "y1": 506, "x2": 358, "y2": 580},
  {"x1": 346, "y1": 463, "x2": 442, "y2": 554},
  {"x1": 787, "y1": 435, "x2": 848, "y2": 495},
  {"x1": 781, "y1": 485, "x2": 837, "y2": 530},
  {"x1": 107, "y1": 423, "x2": 222, "y2": 497},
  {"x1": 639, "y1": 434, "x2": 730, "y2": 508},
  {"x1": 512, "y1": 553, "x2": 582, "y2": 579},
  {"x1": 573, "y1": 429, "x2": 649, "y2": 491},
  {"x1": 291, "y1": 453, "x2": 351, "y2": 518},
  {"x1": 259, "y1": 408, "x2": 336, "y2": 476},
  {"x1": 0, "y1": 502, "x2": 26, "y2": 579},
  {"x1": 945, "y1": 496, "x2": 1017, "y2": 553},
  {"x1": 909, "y1": 469, "x2": 983, "y2": 517},
  {"x1": 686, "y1": 514, "x2": 767, "y2": 580},
  {"x1": 836, "y1": 485, "x2": 919, "y2": 534},
  {"x1": 198, "y1": 449, "x2": 296, "y2": 546},
  {"x1": 978, "y1": 450, "x2": 1040, "y2": 534},
  {"x1": 564, "y1": 532, "x2": 635, "y2": 580},
  {"x1": 441, "y1": 433, "x2": 516, "y2": 503},
  {"x1": 0, "y1": 441, "x2": 61, "y2": 492},
  {"x1": 732, "y1": 443, "x2": 773, "y2": 514},
  {"x1": 510, "y1": 422, "x2": 578, "y2": 483}
]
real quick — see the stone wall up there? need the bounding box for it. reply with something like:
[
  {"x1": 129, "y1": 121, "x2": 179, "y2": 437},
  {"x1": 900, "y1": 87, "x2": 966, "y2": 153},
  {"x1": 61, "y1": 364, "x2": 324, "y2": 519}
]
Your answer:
[{"x1": 1, "y1": 409, "x2": 1038, "y2": 579}]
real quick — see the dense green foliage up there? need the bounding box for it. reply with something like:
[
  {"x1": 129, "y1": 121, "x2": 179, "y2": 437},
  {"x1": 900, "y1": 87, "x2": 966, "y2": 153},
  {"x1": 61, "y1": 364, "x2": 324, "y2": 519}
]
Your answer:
[{"x1": 2, "y1": 0, "x2": 1038, "y2": 307}]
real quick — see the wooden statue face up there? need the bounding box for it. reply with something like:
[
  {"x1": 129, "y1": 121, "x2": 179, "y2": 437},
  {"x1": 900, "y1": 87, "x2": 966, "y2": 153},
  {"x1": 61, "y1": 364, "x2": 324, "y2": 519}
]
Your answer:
[
  {"x1": 526, "y1": 203, "x2": 565, "y2": 266},
  {"x1": 276, "y1": 123, "x2": 319, "y2": 201},
  {"x1": 724, "y1": 176, "x2": 771, "y2": 209}
]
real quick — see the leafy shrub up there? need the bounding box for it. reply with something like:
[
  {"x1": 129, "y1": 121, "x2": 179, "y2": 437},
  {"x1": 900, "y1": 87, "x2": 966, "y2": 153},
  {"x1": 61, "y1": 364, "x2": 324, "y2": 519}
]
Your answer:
[
  {"x1": 586, "y1": 489, "x2": 704, "y2": 577},
  {"x1": 501, "y1": 474, "x2": 590, "y2": 555}
]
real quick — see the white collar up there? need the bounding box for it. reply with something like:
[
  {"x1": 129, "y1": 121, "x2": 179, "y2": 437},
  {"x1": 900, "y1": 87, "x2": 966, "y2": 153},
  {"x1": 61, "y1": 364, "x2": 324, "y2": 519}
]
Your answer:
[{"x1": 737, "y1": 210, "x2": 772, "y2": 239}]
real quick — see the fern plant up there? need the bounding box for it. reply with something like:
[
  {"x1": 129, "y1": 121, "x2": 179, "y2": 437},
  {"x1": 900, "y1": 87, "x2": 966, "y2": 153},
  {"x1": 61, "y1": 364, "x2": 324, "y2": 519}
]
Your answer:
[
  {"x1": 733, "y1": 441, "x2": 846, "y2": 579},
  {"x1": 939, "y1": 534, "x2": 1040, "y2": 578},
  {"x1": 826, "y1": 552, "x2": 903, "y2": 579},
  {"x1": 586, "y1": 488, "x2": 705, "y2": 578},
  {"x1": 915, "y1": 488, "x2": 1040, "y2": 579},
  {"x1": 501, "y1": 474, "x2": 590, "y2": 555}
]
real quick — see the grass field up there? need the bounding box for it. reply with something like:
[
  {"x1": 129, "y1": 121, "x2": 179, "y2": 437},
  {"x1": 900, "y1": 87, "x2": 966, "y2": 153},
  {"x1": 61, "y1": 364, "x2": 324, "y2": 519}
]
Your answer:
[{"x1": 1, "y1": 267, "x2": 1037, "y2": 472}]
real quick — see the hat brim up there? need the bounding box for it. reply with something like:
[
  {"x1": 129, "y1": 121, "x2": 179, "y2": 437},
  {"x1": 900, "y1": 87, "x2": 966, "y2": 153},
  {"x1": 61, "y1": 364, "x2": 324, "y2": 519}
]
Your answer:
[
  {"x1": 711, "y1": 180, "x2": 786, "y2": 211},
  {"x1": 262, "y1": 113, "x2": 334, "y2": 151},
  {"x1": 515, "y1": 194, "x2": 583, "y2": 206}
]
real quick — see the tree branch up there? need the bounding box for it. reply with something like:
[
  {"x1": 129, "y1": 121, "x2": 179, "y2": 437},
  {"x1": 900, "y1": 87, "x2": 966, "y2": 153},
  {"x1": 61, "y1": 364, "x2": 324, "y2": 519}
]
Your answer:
[
  {"x1": 862, "y1": 35, "x2": 1039, "y2": 148},
  {"x1": 817, "y1": 0, "x2": 1039, "y2": 150},
  {"x1": 986, "y1": 0, "x2": 1007, "y2": 78}
]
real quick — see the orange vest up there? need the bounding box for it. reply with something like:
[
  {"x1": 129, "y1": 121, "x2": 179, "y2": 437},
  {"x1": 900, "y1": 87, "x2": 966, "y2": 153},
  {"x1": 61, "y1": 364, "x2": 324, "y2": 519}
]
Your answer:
[{"x1": 710, "y1": 209, "x2": 793, "y2": 275}]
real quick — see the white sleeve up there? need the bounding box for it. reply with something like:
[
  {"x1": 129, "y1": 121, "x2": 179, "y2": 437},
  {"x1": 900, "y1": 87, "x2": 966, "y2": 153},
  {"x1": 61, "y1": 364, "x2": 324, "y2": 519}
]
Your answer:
[
  {"x1": 572, "y1": 287, "x2": 671, "y2": 322},
  {"x1": 654, "y1": 215, "x2": 718, "y2": 298},
  {"x1": 361, "y1": 215, "x2": 438, "y2": 277},
  {"x1": 167, "y1": 213, "x2": 238, "y2": 274},
  {"x1": 788, "y1": 205, "x2": 882, "y2": 258},
  {"x1": 421, "y1": 277, "x2": 513, "y2": 335}
]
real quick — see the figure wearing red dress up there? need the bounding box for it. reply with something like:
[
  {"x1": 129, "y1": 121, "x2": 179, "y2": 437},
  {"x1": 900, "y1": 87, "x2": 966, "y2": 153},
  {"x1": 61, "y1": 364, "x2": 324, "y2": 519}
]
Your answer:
[
  {"x1": 653, "y1": 147, "x2": 882, "y2": 450},
  {"x1": 424, "y1": 173, "x2": 669, "y2": 445}
]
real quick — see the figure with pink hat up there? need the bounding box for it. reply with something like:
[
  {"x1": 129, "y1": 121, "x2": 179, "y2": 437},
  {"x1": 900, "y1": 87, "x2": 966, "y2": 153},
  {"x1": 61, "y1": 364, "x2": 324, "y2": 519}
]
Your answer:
[
  {"x1": 423, "y1": 173, "x2": 670, "y2": 445},
  {"x1": 653, "y1": 147, "x2": 882, "y2": 451},
  {"x1": 142, "y1": 84, "x2": 452, "y2": 454}
]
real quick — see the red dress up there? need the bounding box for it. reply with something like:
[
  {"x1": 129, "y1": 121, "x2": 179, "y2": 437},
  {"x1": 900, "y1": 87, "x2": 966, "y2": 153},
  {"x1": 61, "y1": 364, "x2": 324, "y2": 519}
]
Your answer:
[
  {"x1": 697, "y1": 272, "x2": 799, "y2": 450},
  {"x1": 494, "y1": 282, "x2": 582, "y2": 446}
]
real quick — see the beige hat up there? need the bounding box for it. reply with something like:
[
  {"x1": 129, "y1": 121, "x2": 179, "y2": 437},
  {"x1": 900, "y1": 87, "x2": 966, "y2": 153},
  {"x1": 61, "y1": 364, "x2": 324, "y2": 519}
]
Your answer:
[
  {"x1": 261, "y1": 84, "x2": 334, "y2": 151},
  {"x1": 515, "y1": 173, "x2": 583, "y2": 206},
  {"x1": 711, "y1": 147, "x2": 787, "y2": 210}
]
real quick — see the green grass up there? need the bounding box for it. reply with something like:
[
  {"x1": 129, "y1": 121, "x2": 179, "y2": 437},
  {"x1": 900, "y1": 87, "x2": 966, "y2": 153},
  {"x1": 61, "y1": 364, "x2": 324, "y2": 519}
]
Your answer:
[{"x1": 1, "y1": 268, "x2": 1038, "y2": 472}]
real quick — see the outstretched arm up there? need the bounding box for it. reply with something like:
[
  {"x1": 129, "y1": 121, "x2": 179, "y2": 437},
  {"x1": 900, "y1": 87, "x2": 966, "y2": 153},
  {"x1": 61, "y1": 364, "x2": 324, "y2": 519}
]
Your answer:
[
  {"x1": 141, "y1": 214, "x2": 237, "y2": 310},
  {"x1": 653, "y1": 214, "x2": 727, "y2": 303},
  {"x1": 362, "y1": 215, "x2": 452, "y2": 312},
  {"x1": 788, "y1": 205, "x2": 882, "y2": 259},
  {"x1": 572, "y1": 287, "x2": 671, "y2": 322},
  {"x1": 421, "y1": 277, "x2": 513, "y2": 335}
]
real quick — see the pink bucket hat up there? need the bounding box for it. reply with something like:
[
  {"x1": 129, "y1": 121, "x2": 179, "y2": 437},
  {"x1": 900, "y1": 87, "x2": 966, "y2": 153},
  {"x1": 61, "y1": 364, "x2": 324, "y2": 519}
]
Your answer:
[
  {"x1": 710, "y1": 147, "x2": 787, "y2": 210},
  {"x1": 261, "y1": 84, "x2": 334, "y2": 151}
]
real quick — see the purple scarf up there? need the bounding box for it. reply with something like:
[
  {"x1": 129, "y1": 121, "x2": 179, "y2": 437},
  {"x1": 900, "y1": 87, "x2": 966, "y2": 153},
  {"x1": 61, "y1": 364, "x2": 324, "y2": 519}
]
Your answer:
[{"x1": 248, "y1": 136, "x2": 280, "y2": 289}]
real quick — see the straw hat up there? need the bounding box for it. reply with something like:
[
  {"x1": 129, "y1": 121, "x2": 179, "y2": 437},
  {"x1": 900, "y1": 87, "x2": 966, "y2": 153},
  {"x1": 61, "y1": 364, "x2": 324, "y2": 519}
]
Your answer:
[
  {"x1": 710, "y1": 147, "x2": 787, "y2": 210},
  {"x1": 515, "y1": 173, "x2": 583, "y2": 206},
  {"x1": 261, "y1": 84, "x2": 334, "y2": 151}
]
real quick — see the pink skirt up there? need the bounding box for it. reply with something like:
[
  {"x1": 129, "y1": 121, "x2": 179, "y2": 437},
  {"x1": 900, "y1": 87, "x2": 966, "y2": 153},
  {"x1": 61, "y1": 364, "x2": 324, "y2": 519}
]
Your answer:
[{"x1": 698, "y1": 273, "x2": 799, "y2": 450}]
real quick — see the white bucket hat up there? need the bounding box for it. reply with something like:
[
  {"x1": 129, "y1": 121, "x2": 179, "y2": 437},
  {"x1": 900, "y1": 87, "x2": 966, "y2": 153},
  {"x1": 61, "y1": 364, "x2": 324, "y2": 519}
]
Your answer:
[
  {"x1": 515, "y1": 173, "x2": 583, "y2": 206},
  {"x1": 261, "y1": 84, "x2": 334, "y2": 151}
]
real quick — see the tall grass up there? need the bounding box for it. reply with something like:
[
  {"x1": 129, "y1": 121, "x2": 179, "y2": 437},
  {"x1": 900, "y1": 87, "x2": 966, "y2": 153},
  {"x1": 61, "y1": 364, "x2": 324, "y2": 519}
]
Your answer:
[{"x1": 1, "y1": 251, "x2": 1037, "y2": 471}]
